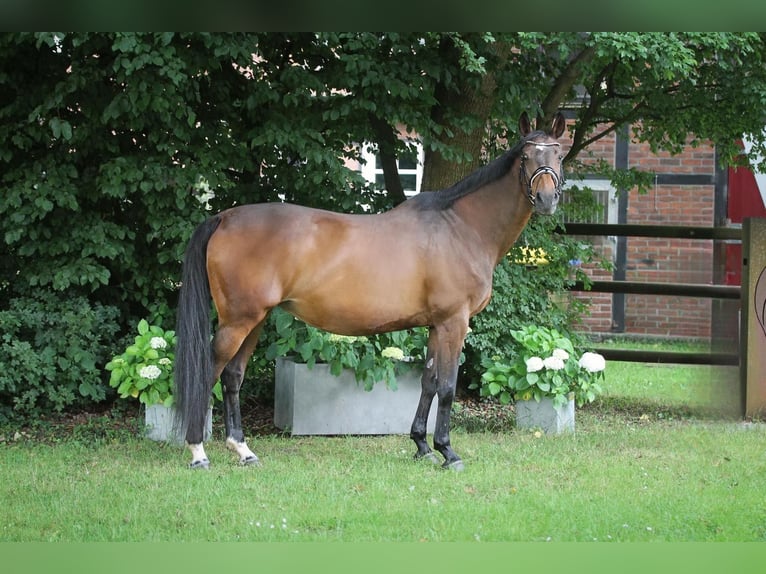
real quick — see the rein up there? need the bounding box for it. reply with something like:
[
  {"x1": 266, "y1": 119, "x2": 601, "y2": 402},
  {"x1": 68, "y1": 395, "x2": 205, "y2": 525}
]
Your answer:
[{"x1": 519, "y1": 142, "x2": 565, "y2": 206}]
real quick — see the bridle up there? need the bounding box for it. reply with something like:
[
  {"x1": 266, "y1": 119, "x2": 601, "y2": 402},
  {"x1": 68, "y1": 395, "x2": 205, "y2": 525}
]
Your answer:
[{"x1": 519, "y1": 141, "x2": 565, "y2": 206}]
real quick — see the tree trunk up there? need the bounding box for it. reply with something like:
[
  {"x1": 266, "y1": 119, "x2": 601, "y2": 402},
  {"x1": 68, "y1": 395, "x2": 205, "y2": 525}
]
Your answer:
[
  {"x1": 420, "y1": 42, "x2": 505, "y2": 193},
  {"x1": 368, "y1": 113, "x2": 406, "y2": 205}
]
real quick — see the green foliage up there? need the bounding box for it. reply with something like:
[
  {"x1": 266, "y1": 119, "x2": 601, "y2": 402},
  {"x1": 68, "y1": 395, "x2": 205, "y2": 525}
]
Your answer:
[
  {"x1": 0, "y1": 291, "x2": 121, "y2": 422},
  {"x1": 473, "y1": 325, "x2": 605, "y2": 408},
  {"x1": 263, "y1": 308, "x2": 428, "y2": 391},
  {"x1": 462, "y1": 209, "x2": 605, "y2": 387},
  {"x1": 2, "y1": 32, "x2": 766, "y2": 420},
  {"x1": 106, "y1": 319, "x2": 176, "y2": 407},
  {"x1": 105, "y1": 319, "x2": 222, "y2": 406}
]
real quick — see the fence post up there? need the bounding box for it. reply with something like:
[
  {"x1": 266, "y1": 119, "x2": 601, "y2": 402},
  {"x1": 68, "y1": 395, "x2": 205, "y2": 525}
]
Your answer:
[{"x1": 740, "y1": 217, "x2": 766, "y2": 418}]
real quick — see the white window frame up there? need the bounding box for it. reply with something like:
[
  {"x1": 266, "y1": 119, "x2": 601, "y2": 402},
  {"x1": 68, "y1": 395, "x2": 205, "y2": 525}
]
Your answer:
[
  {"x1": 360, "y1": 143, "x2": 424, "y2": 197},
  {"x1": 562, "y1": 178, "x2": 618, "y2": 225}
]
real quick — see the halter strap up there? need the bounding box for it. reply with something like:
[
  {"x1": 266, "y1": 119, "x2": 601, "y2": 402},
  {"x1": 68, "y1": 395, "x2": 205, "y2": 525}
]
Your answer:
[{"x1": 519, "y1": 142, "x2": 565, "y2": 206}]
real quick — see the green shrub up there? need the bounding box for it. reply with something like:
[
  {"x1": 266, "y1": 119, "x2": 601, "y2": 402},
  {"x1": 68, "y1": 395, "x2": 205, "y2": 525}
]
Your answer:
[
  {"x1": 106, "y1": 319, "x2": 177, "y2": 407},
  {"x1": 0, "y1": 291, "x2": 121, "y2": 422},
  {"x1": 473, "y1": 324, "x2": 605, "y2": 407},
  {"x1": 106, "y1": 318, "x2": 223, "y2": 407},
  {"x1": 262, "y1": 308, "x2": 429, "y2": 391},
  {"x1": 462, "y1": 214, "x2": 604, "y2": 388}
]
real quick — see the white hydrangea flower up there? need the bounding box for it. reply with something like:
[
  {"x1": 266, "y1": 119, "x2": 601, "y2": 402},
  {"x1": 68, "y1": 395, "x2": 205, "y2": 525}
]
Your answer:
[
  {"x1": 139, "y1": 365, "x2": 162, "y2": 380},
  {"x1": 381, "y1": 347, "x2": 405, "y2": 361},
  {"x1": 525, "y1": 356, "x2": 544, "y2": 373},
  {"x1": 158, "y1": 357, "x2": 172, "y2": 366},
  {"x1": 543, "y1": 355, "x2": 565, "y2": 371},
  {"x1": 579, "y1": 352, "x2": 606, "y2": 373},
  {"x1": 150, "y1": 337, "x2": 168, "y2": 350},
  {"x1": 328, "y1": 334, "x2": 357, "y2": 343},
  {"x1": 552, "y1": 348, "x2": 569, "y2": 361}
]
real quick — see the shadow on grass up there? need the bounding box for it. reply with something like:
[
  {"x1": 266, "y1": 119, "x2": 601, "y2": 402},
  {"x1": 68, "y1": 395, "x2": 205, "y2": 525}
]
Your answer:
[
  {"x1": 580, "y1": 395, "x2": 734, "y2": 423},
  {"x1": 449, "y1": 393, "x2": 738, "y2": 435},
  {"x1": 450, "y1": 398, "x2": 515, "y2": 433}
]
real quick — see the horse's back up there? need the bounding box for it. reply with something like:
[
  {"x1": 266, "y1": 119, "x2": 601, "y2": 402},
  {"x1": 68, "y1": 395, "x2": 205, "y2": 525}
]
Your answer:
[{"x1": 206, "y1": 202, "x2": 443, "y2": 333}]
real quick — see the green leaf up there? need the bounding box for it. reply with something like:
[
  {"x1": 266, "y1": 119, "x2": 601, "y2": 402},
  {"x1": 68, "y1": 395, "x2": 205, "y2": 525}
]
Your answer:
[
  {"x1": 275, "y1": 310, "x2": 294, "y2": 335},
  {"x1": 138, "y1": 319, "x2": 149, "y2": 335},
  {"x1": 298, "y1": 342, "x2": 314, "y2": 362},
  {"x1": 109, "y1": 368, "x2": 123, "y2": 387}
]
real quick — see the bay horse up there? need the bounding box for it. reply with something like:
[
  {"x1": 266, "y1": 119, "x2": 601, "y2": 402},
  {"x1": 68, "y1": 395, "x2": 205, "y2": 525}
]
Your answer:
[{"x1": 174, "y1": 111, "x2": 567, "y2": 470}]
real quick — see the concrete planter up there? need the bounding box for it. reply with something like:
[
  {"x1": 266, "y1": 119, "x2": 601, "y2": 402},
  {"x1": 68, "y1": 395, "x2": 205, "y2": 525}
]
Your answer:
[
  {"x1": 274, "y1": 357, "x2": 436, "y2": 435},
  {"x1": 515, "y1": 396, "x2": 575, "y2": 434},
  {"x1": 144, "y1": 403, "x2": 212, "y2": 445}
]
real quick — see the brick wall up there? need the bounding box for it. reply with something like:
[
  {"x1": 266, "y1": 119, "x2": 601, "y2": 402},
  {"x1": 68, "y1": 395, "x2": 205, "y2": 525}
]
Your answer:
[{"x1": 568, "y1": 130, "x2": 718, "y2": 340}]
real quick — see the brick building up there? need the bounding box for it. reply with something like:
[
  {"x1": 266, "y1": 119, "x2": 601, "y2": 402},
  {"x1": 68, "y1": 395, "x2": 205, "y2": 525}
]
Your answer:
[
  {"x1": 358, "y1": 119, "x2": 766, "y2": 342},
  {"x1": 563, "y1": 120, "x2": 766, "y2": 341}
]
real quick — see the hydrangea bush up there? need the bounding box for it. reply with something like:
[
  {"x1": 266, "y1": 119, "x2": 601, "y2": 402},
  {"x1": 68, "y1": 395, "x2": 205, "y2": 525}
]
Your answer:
[
  {"x1": 265, "y1": 308, "x2": 428, "y2": 391},
  {"x1": 106, "y1": 320, "x2": 224, "y2": 407},
  {"x1": 472, "y1": 324, "x2": 605, "y2": 407},
  {"x1": 106, "y1": 319, "x2": 177, "y2": 407}
]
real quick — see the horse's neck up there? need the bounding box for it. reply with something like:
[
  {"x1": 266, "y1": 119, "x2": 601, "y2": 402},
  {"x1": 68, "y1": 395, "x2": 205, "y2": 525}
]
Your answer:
[{"x1": 452, "y1": 168, "x2": 532, "y2": 264}]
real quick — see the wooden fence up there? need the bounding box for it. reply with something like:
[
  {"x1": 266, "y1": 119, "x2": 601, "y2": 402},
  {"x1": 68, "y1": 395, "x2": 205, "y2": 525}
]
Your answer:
[{"x1": 558, "y1": 222, "x2": 741, "y2": 367}]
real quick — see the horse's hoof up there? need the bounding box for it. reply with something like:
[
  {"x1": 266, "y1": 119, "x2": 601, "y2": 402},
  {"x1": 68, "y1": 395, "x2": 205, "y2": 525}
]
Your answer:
[
  {"x1": 240, "y1": 455, "x2": 261, "y2": 467},
  {"x1": 415, "y1": 451, "x2": 440, "y2": 465},
  {"x1": 189, "y1": 458, "x2": 210, "y2": 470},
  {"x1": 442, "y1": 459, "x2": 465, "y2": 472}
]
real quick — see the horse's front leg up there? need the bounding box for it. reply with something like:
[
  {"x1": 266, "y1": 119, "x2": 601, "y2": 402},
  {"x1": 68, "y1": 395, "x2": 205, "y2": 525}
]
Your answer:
[
  {"x1": 433, "y1": 364, "x2": 463, "y2": 471},
  {"x1": 410, "y1": 353, "x2": 440, "y2": 465},
  {"x1": 410, "y1": 320, "x2": 466, "y2": 470}
]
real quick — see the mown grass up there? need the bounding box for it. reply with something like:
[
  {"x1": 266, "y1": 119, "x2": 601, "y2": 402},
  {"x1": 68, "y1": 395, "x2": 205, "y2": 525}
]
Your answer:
[{"x1": 1, "y1": 341, "x2": 763, "y2": 542}]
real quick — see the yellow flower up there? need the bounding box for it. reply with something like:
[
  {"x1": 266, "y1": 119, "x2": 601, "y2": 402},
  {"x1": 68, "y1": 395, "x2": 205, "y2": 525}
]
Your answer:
[{"x1": 512, "y1": 246, "x2": 549, "y2": 266}]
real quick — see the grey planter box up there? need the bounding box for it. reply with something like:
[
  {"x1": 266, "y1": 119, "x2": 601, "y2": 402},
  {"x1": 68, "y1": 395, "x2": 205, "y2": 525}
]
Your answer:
[
  {"x1": 274, "y1": 357, "x2": 437, "y2": 435},
  {"x1": 145, "y1": 403, "x2": 212, "y2": 445},
  {"x1": 515, "y1": 396, "x2": 575, "y2": 434}
]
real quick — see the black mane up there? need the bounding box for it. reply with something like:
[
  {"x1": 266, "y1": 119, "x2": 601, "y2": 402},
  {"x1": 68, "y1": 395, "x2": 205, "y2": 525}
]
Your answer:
[{"x1": 410, "y1": 130, "x2": 549, "y2": 211}]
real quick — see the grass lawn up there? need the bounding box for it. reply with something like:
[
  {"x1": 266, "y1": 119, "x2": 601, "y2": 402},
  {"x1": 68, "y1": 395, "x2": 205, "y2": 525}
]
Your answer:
[{"x1": 1, "y1": 340, "x2": 762, "y2": 543}]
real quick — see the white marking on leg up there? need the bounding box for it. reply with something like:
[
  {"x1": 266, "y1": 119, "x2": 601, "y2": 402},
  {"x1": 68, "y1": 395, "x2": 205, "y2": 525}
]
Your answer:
[
  {"x1": 187, "y1": 443, "x2": 209, "y2": 469},
  {"x1": 226, "y1": 437, "x2": 260, "y2": 465}
]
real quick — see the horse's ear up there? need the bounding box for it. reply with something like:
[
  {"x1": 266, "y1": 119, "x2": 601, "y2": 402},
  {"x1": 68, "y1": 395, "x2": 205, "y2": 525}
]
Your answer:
[
  {"x1": 519, "y1": 112, "x2": 532, "y2": 137},
  {"x1": 550, "y1": 112, "x2": 566, "y2": 139}
]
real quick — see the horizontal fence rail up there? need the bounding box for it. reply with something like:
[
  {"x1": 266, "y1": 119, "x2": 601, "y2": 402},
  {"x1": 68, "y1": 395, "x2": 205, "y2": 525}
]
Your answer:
[
  {"x1": 558, "y1": 223, "x2": 742, "y2": 240},
  {"x1": 557, "y1": 222, "x2": 741, "y2": 366},
  {"x1": 592, "y1": 347, "x2": 740, "y2": 366},
  {"x1": 568, "y1": 280, "x2": 741, "y2": 300}
]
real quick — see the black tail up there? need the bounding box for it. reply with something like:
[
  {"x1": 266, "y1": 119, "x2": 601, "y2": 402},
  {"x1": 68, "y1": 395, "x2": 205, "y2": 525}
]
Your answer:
[{"x1": 174, "y1": 216, "x2": 221, "y2": 444}]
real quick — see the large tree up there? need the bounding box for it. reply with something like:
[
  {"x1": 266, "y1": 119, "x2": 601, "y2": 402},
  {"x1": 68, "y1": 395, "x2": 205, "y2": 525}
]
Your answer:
[
  {"x1": 3, "y1": 33, "x2": 765, "y2": 311},
  {"x1": 2, "y1": 32, "x2": 766, "y2": 417}
]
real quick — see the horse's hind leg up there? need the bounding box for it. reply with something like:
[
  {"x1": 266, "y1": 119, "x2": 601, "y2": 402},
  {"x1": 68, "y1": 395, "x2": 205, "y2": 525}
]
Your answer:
[
  {"x1": 185, "y1": 320, "x2": 262, "y2": 469},
  {"x1": 218, "y1": 322, "x2": 265, "y2": 465}
]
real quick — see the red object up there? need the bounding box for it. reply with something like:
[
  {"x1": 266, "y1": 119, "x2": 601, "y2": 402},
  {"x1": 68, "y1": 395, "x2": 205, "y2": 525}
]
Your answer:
[{"x1": 726, "y1": 142, "x2": 766, "y2": 285}]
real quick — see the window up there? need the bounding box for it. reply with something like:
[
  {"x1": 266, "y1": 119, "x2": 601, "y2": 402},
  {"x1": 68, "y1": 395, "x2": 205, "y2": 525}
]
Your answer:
[
  {"x1": 561, "y1": 179, "x2": 618, "y2": 224},
  {"x1": 361, "y1": 143, "x2": 424, "y2": 197}
]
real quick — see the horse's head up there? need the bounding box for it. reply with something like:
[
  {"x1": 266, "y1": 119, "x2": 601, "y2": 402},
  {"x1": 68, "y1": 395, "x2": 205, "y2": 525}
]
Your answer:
[{"x1": 518, "y1": 112, "x2": 567, "y2": 215}]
